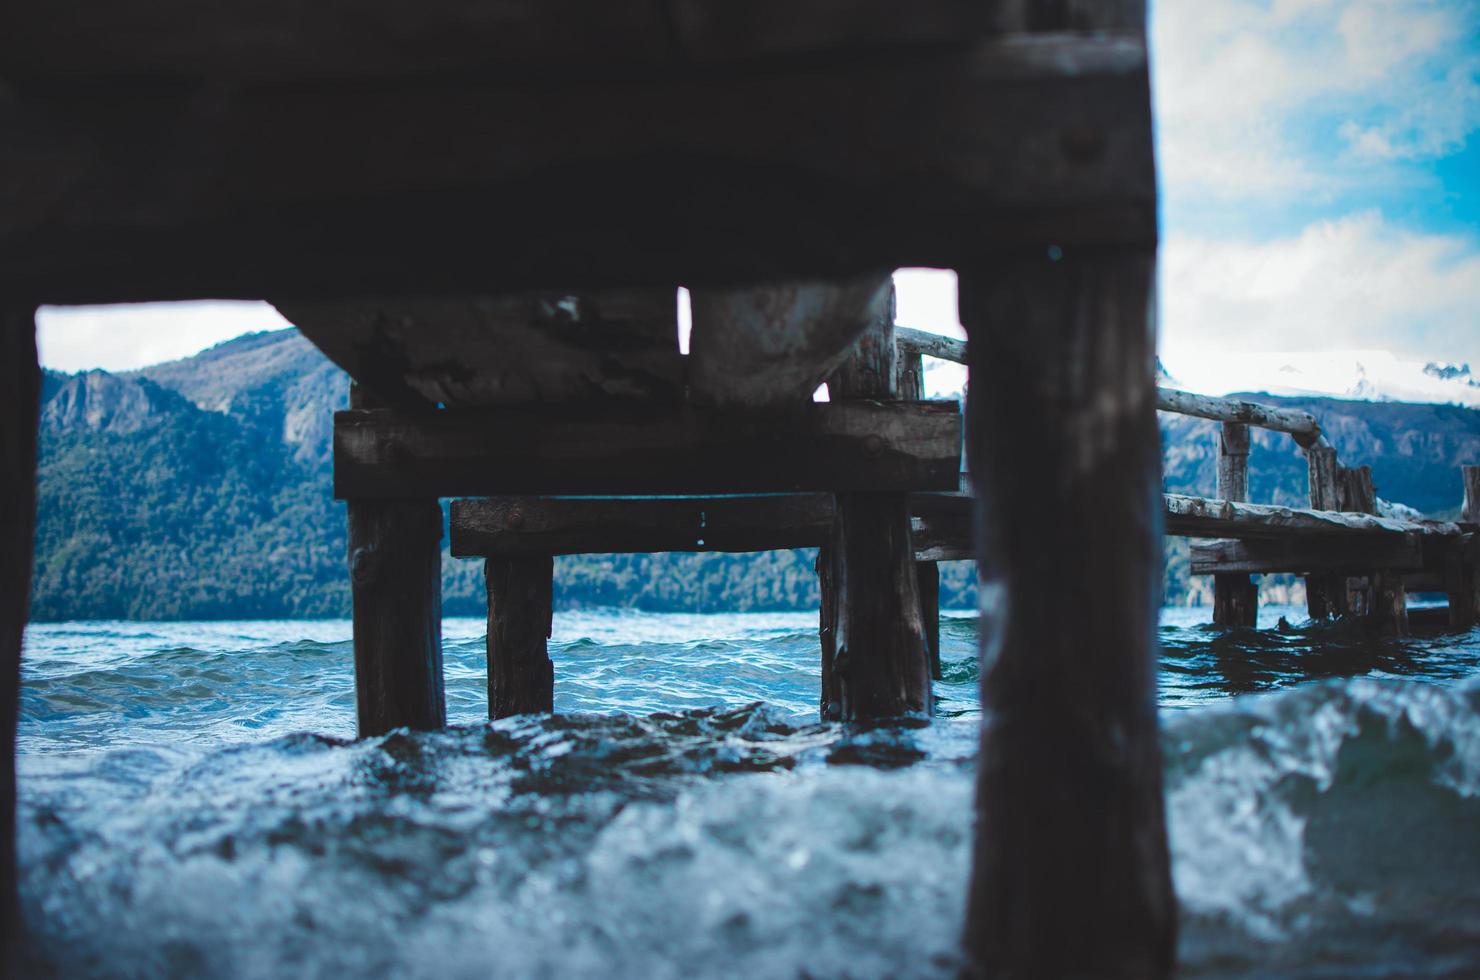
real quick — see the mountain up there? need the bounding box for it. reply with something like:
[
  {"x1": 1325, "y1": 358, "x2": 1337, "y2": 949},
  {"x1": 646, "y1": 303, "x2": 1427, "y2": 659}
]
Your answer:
[
  {"x1": 29, "y1": 329, "x2": 1480, "y2": 621},
  {"x1": 1161, "y1": 349, "x2": 1480, "y2": 409}
]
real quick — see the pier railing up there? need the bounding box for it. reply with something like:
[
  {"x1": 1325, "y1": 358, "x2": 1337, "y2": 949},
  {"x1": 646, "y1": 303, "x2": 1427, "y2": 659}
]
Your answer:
[{"x1": 895, "y1": 325, "x2": 1480, "y2": 632}]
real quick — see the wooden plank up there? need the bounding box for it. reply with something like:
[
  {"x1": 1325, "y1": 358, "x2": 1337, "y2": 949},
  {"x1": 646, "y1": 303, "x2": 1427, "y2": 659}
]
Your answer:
[
  {"x1": 1212, "y1": 422, "x2": 1256, "y2": 627},
  {"x1": 959, "y1": 248, "x2": 1173, "y2": 978},
  {"x1": 688, "y1": 273, "x2": 891, "y2": 408},
  {"x1": 1164, "y1": 494, "x2": 1462, "y2": 540},
  {"x1": 334, "y1": 401, "x2": 963, "y2": 498},
  {"x1": 1191, "y1": 535, "x2": 1424, "y2": 576},
  {"x1": 277, "y1": 289, "x2": 681, "y2": 409},
  {"x1": 347, "y1": 498, "x2": 446, "y2": 737},
  {"x1": 485, "y1": 556, "x2": 554, "y2": 719},
  {"x1": 1, "y1": 307, "x2": 40, "y2": 967},
  {"x1": 451, "y1": 495, "x2": 835, "y2": 557},
  {"x1": 1305, "y1": 445, "x2": 1345, "y2": 618},
  {"x1": 896, "y1": 326, "x2": 967, "y2": 364},
  {"x1": 2, "y1": 35, "x2": 1154, "y2": 305},
  {"x1": 1155, "y1": 389, "x2": 1322, "y2": 447}
]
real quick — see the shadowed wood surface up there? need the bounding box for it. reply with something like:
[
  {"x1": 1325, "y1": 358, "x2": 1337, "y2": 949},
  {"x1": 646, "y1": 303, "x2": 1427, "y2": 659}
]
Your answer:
[
  {"x1": 1192, "y1": 535, "x2": 1425, "y2": 576},
  {"x1": 334, "y1": 401, "x2": 963, "y2": 498},
  {"x1": 452, "y1": 495, "x2": 835, "y2": 557},
  {"x1": 1, "y1": 34, "x2": 1153, "y2": 306},
  {"x1": 960, "y1": 248, "x2": 1174, "y2": 978},
  {"x1": 1, "y1": 310, "x2": 40, "y2": 971},
  {"x1": 689, "y1": 275, "x2": 892, "y2": 408},
  {"x1": 276, "y1": 290, "x2": 681, "y2": 409},
  {"x1": 347, "y1": 498, "x2": 446, "y2": 737},
  {"x1": 486, "y1": 556, "x2": 555, "y2": 719},
  {"x1": 1213, "y1": 422, "x2": 1257, "y2": 627}
]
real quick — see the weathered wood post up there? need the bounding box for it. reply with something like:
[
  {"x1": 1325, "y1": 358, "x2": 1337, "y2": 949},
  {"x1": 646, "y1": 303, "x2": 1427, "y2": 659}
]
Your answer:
[
  {"x1": 898, "y1": 346, "x2": 943, "y2": 679},
  {"x1": 819, "y1": 289, "x2": 932, "y2": 720},
  {"x1": 485, "y1": 555, "x2": 554, "y2": 717},
  {"x1": 1305, "y1": 445, "x2": 1345, "y2": 619},
  {"x1": 345, "y1": 385, "x2": 446, "y2": 737},
  {"x1": 1453, "y1": 467, "x2": 1480, "y2": 628},
  {"x1": 1339, "y1": 465, "x2": 1407, "y2": 634},
  {"x1": 1212, "y1": 422, "x2": 1257, "y2": 626},
  {"x1": 2, "y1": 309, "x2": 41, "y2": 973},
  {"x1": 959, "y1": 249, "x2": 1174, "y2": 977}
]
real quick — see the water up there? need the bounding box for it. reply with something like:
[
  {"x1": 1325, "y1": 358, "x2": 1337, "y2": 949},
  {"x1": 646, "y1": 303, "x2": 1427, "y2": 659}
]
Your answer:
[{"x1": 15, "y1": 606, "x2": 1480, "y2": 978}]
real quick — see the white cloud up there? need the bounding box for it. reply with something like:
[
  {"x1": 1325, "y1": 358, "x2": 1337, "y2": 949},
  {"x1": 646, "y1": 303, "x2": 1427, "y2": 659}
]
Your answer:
[
  {"x1": 37, "y1": 301, "x2": 290, "y2": 373},
  {"x1": 1160, "y1": 211, "x2": 1480, "y2": 364},
  {"x1": 1152, "y1": 0, "x2": 1480, "y2": 198}
]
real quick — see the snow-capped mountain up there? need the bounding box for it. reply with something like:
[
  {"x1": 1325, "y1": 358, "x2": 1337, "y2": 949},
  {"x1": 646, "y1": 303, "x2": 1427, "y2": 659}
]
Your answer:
[{"x1": 1158, "y1": 349, "x2": 1480, "y2": 407}]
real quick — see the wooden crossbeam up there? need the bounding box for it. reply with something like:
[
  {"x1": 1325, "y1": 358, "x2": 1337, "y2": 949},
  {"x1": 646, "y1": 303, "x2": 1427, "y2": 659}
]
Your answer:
[
  {"x1": 1164, "y1": 495, "x2": 1462, "y2": 540},
  {"x1": 1190, "y1": 535, "x2": 1424, "y2": 576},
  {"x1": 335, "y1": 401, "x2": 962, "y2": 499},
  {"x1": 450, "y1": 491, "x2": 971, "y2": 560}
]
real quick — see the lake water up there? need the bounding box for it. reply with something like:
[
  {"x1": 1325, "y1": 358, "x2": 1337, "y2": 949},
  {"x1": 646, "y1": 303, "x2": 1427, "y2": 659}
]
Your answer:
[{"x1": 15, "y1": 606, "x2": 1480, "y2": 978}]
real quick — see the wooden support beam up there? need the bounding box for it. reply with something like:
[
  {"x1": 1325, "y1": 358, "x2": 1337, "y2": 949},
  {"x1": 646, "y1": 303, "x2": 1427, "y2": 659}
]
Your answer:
[
  {"x1": 959, "y1": 248, "x2": 1173, "y2": 978},
  {"x1": 1438, "y1": 533, "x2": 1478, "y2": 630},
  {"x1": 821, "y1": 305, "x2": 931, "y2": 721},
  {"x1": 485, "y1": 556, "x2": 554, "y2": 718},
  {"x1": 276, "y1": 289, "x2": 681, "y2": 409},
  {"x1": 1212, "y1": 422, "x2": 1257, "y2": 627},
  {"x1": 688, "y1": 274, "x2": 893, "y2": 409},
  {"x1": 1464, "y1": 466, "x2": 1480, "y2": 523},
  {"x1": 1155, "y1": 389, "x2": 1322, "y2": 447},
  {"x1": 1165, "y1": 494, "x2": 1461, "y2": 540},
  {"x1": 347, "y1": 498, "x2": 447, "y2": 736},
  {"x1": 917, "y1": 561, "x2": 942, "y2": 682},
  {"x1": 345, "y1": 386, "x2": 445, "y2": 737},
  {"x1": 334, "y1": 401, "x2": 963, "y2": 499},
  {"x1": 1192, "y1": 534, "x2": 1425, "y2": 576},
  {"x1": 896, "y1": 326, "x2": 967, "y2": 364},
  {"x1": 1, "y1": 34, "x2": 1153, "y2": 306},
  {"x1": 1, "y1": 308, "x2": 40, "y2": 971},
  {"x1": 1305, "y1": 445, "x2": 1344, "y2": 619},
  {"x1": 451, "y1": 495, "x2": 834, "y2": 557}
]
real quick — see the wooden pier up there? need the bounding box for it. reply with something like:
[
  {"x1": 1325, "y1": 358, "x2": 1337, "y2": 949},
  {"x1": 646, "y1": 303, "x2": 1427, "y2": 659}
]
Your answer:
[{"x1": 3, "y1": 2, "x2": 1470, "y2": 976}]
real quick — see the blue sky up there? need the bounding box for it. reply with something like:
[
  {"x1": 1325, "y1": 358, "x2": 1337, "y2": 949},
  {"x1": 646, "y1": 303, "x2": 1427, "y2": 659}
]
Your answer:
[{"x1": 39, "y1": 0, "x2": 1480, "y2": 393}]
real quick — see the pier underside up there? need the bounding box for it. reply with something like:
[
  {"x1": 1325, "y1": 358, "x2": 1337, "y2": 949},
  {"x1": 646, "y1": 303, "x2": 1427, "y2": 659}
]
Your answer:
[{"x1": 0, "y1": 2, "x2": 1183, "y2": 975}]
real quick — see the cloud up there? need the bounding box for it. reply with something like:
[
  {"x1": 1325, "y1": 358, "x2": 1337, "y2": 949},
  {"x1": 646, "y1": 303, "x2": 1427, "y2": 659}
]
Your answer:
[
  {"x1": 37, "y1": 301, "x2": 291, "y2": 373},
  {"x1": 1160, "y1": 211, "x2": 1480, "y2": 363},
  {"x1": 1153, "y1": 0, "x2": 1480, "y2": 201}
]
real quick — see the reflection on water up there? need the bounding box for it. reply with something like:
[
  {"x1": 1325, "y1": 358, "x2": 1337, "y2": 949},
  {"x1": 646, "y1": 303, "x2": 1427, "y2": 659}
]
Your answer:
[{"x1": 15, "y1": 608, "x2": 1480, "y2": 978}]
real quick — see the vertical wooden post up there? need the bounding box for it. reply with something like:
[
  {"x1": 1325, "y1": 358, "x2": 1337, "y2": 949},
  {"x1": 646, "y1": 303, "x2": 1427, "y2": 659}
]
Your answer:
[
  {"x1": 485, "y1": 555, "x2": 554, "y2": 718},
  {"x1": 345, "y1": 385, "x2": 446, "y2": 737},
  {"x1": 899, "y1": 346, "x2": 943, "y2": 680},
  {"x1": 1338, "y1": 465, "x2": 1407, "y2": 634},
  {"x1": 1, "y1": 308, "x2": 40, "y2": 971},
  {"x1": 1305, "y1": 445, "x2": 1344, "y2": 619},
  {"x1": 959, "y1": 249, "x2": 1174, "y2": 978},
  {"x1": 1212, "y1": 422, "x2": 1257, "y2": 627},
  {"x1": 1452, "y1": 468, "x2": 1480, "y2": 628},
  {"x1": 821, "y1": 287, "x2": 932, "y2": 720}
]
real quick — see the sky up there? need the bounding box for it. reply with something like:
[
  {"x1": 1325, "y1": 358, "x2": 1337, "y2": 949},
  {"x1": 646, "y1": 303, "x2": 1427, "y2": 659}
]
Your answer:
[{"x1": 37, "y1": 0, "x2": 1480, "y2": 399}]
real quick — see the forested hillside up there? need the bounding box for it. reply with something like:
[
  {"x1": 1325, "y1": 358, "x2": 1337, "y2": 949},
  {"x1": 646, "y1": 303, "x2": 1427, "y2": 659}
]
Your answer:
[{"x1": 30, "y1": 329, "x2": 1480, "y2": 620}]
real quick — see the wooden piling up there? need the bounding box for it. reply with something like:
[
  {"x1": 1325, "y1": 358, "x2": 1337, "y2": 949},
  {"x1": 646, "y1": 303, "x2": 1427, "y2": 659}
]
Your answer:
[
  {"x1": 959, "y1": 249, "x2": 1174, "y2": 978},
  {"x1": 1305, "y1": 445, "x2": 1345, "y2": 619},
  {"x1": 1, "y1": 308, "x2": 40, "y2": 972},
  {"x1": 821, "y1": 294, "x2": 932, "y2": 720},
  {"x1": 1212, "y1": 422, "x2": 1257, "y2": 627},
  {"x1": 1464, "y1": 466, "x2": 1480, "y2": 523},
  {"x1": 485, "y1": 556, "x2": 555, "y2": 718},
  {"x1": 1336, "y1": 465, "x2": 1407, "y2": 634},
  {"x1": 346, "y1": 385, "x2": 446, "y2": 737},
  {"x1": 898, "y1": 346, "x2": 943, "y2": 680},
  {"x1": 1452, "y1": 468, "x2": 1480, "y2": 628}
]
